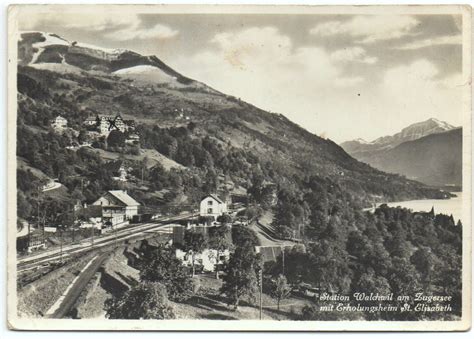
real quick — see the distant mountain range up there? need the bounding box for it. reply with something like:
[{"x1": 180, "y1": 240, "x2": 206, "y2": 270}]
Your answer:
[{"x1": 341, "y1": 119, "x2": 462, "y2": 187}]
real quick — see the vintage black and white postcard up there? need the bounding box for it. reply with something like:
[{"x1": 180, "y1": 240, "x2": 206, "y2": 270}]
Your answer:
[{"x1": 7, "y1": 4, "x2": 472, "y2": 331}]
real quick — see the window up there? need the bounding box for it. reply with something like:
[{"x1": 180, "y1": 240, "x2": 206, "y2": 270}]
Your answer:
[
  {"x1": 208, "y1": 200, "x2": 213, "y2": 206},
  {"x1": 207, "y1": 208, "x2": 213, "y2": 214}
]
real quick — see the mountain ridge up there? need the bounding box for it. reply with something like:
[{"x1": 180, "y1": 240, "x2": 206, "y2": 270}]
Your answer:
[
  {"x1": 16, "y1": 31, "x2": 448, "y2": 225},
  {"x1": 366, "y1": 127, "x2": 462, "y2": 187},
  {"x1": 19, "y1": 31, "x2": 197, "y2": 86},
  {"x1": 341, "y1": 118, "x2": 457, "y2": 156},
  {"x1": 341, "y1": 119, "x2": 461, "y2": 187}
]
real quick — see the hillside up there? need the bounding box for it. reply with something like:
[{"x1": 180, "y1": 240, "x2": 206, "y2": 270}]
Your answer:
[
  {"x1": 16, "y1": 32, "x2": 448, "y2": 231},
  {"x1": 366, "y1": 128, "x2": 462, "y2": 187}
]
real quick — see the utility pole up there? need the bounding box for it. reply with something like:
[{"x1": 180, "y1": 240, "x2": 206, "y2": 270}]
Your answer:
[
  {"x1": 91, "y1": 224, "x2": 94, "y2": 247},
  {"x1": 59, "y1": 228, "x2": 63, "y2": 263},
  {"x1": 258, "y1": 268, "x2": 263, "y2": 320},
  {"x1": 26, "y1": 220, "x2": 31, "y2": 251},
  {"x1": 42, "y1": 203, "x2": 46, "y2": 242},
  {"x1": 282, "y1": 246, "x2": 285, "y2": 276},
  {"x1": 72, "y1": 205, "x2": 76, "y2": 243},
  {"x1": 114, "y1": 224, "x2": 118, "y2": 248}
]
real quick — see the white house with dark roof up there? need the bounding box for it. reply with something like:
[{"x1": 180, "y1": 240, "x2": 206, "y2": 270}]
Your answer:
[
  {"x1": 51, "y1": 115, "x2": 67, "y2": 130},
  {"x1": 200, "y1": 194, "x2": 227, "y2": 219},
  {"x1": 84, "y1": 116, "x2": 99, "y2": 126},
  {"x1": 93, "y1": 190, "x2": 140, "y2": 221}
]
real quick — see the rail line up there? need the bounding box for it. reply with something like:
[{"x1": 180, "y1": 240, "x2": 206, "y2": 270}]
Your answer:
[{"x1": 17, "y1": 213, "x2": 192, "y2": 273}]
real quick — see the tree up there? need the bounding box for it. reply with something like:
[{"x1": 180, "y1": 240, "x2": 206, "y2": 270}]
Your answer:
[
  {"x1": 139, "y1": 244, "x2": 194, "y2": 301},
  {"x1": 353, "y1": 269, "x2": 391, "y2": 296},
  {"x1": 183, "y1": 230, "x2": 208, "y2": 277},
  {"x1": 410, "y1": 247, "x2": 436, "y2": 286},
  {"x1": 107, "y1": 130, "x2": 125, "y2": 148},
  {"x1": 231, "y1": 225, "x2": 260, "y2": 247},
  {"x1": 306, "y1": 240, "x2": 352, "y2": 294},
  {"x1": 269, "y1": 274, "x2": 291, "y2": 311},
  {"x1": 271, "y1": 245, "x2": 308, "y2": 284},
  {"x1": 208, "y1": 226, "x2": 233, "y2": 278},
  {"x1": 77, "y1": 129, "x2": 88, "y2": 144},
  {"x1": 221, "y1": 243, "x2": 259, "y2": 310},
  {"x1": 275, "y1": 225, "x2": 293, "y2": 239},
  {"x1": 352, "y1": 269, "x2": 392, "y2": 319},
  {"x1": 389, "y1": 258, "x2": 422, "y2": 302},
  {"x1": 197, "y1": 215, "x2": 214, "y2": 226},
  {"x1": 105, "y1": 281, "x2": 175, "y2": 319},
  {"x1": 216, "y1": 214, "x2": 232, "y2": 224},
  {"x1": 244, "y1": 205, "x2": 263, "y2": 221}
]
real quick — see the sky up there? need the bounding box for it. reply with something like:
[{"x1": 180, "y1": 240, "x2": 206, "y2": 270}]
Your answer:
[{"x1": 19, "y1": 10, "x2": 464, "y2": 143}]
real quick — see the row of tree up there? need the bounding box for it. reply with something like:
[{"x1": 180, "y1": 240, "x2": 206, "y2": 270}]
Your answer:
[{"x1": 105, "y1": 223, "x2": 266, "y2": 318}]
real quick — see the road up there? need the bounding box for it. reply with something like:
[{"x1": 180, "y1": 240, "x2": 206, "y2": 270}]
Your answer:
[{"x1": 17, "y1": 213, "x2": 193, "y2": 273}]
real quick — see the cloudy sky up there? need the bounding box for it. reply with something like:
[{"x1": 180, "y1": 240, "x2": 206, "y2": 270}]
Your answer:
[{"x1": 20, "y1": 10, "x2": 464, "y2": 142}]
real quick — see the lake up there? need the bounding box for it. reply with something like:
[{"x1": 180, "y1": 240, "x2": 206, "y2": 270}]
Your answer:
[{"x1": 366, "y1": 192, "x2": 464, "y2": 223}]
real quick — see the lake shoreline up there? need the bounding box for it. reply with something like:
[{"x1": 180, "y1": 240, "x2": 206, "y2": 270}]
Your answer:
[{"x1": 365, "y1": 192, "x2": 463, "y2": 223}]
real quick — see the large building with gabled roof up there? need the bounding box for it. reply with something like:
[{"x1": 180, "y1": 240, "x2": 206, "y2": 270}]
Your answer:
[{"x1": 92, "y1": 190, "x2": 140, "y2": 221}]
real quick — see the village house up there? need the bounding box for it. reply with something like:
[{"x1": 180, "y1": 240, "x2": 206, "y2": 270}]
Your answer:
[
  {"x1": 92, "y1": 190, "x2": 140, "y2": 224},
  {"x1": 199, "y1": 194, "x2": 228, "y2": 220},
  {"x1": 51, "y1": 115, "x2": 67, "y2": 130},
  {"x1": 105, "y1": 160, "x2": 129, "y2": 181},
  {"x1": 175, "y1": 248, "x2": 230, "y2": 272},
  {"x1": 92, "y1": 115, "x2": 132, "y2": 136},
  {"x1": 84, "y1": 116, "x2": 99, "y2": 126},
  {"x1": 113, "y1": 116, "x2": 126, "y2": 133},
  {"x1": 77, "y1": 205, "x2": 105, "y2": 230},
  {"x1": 123, "y1": 119, "x2": 136, "y2": 131},
  {"x1": 99, "y1": 117, "x2": 110, "y2": 135},
  {"x1": 83, "y1": 115, "x2": 135, "y2": 136},
  {"x1": 125, "y1": 133, "x2": 140, "y2": 145},
  {"x1": 171, "y1": 225, "x2": 231, "y2": 273}
]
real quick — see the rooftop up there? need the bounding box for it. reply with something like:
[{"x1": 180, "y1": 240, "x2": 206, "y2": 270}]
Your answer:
[
  {"x1": 108, "y1": 190, "x2": 140, "y2": 206},
  {"x1": 204, "y1": 194, "x2": 225, "y2": 204}
]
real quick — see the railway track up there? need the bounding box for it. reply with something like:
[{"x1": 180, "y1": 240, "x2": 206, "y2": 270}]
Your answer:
[{"x1": 17, "y1": 213, "x2": 192, "y2": 273}]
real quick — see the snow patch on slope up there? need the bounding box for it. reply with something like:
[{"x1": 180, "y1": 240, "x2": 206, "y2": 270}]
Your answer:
[
  {"x1": 113, "y1": 65, "x2": 178, "y2": 84},
  {"x1": 73, "y1": 42, "x2": 126, "y2": 55},
  {"x1": 353, "y1": 138, "x2": 372, "y2": 145},
  {"x1": 29, "y1": 62, "x2": 84, "y2": 74},
  {"x1": 20, "y1": 32, "x2": 69, "y2": 64}
]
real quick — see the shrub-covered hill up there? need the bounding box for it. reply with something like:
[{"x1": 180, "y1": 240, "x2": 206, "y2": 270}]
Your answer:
[{"x1": 16, "y1": 32, "x2": 447, "y2": 226}]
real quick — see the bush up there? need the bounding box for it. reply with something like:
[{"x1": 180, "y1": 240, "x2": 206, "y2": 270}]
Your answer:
[
  {"x1": 105, "y1": 281, "x2": 175, "y2": 319},
  {"x1": 107, "y1": 130, "x2": 125, "y2": 148},
  {"x1": 217, "y1": 214, "x2": 232, "y2": 224},
  {"x1": 232, "y1": 225, "x2": 260, "y2": 247}
]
